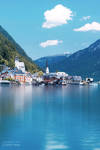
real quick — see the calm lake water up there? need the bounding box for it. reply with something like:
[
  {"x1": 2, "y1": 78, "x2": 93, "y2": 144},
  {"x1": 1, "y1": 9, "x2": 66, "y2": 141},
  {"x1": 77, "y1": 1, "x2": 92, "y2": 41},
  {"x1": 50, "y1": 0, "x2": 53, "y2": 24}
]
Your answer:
[{"x1": 0, "y1": 85, "x2": 100, "y2": 150}]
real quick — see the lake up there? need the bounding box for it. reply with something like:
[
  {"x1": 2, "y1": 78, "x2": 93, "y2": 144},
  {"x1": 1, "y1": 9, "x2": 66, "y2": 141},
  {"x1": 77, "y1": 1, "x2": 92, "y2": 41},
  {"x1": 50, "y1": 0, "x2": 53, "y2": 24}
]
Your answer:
[{"x1": 0, "y1": 85, "x2": 100, "y2": 150}]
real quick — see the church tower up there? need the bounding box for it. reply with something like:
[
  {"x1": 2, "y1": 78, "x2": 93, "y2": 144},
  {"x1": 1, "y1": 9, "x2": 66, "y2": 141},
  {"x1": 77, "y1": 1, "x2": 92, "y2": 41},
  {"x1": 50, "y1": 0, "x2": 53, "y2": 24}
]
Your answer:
[
  {"x1": 15, "y1": 56, "x2": 19, "y2": 68},
  {"x1": 46, "y1": 60, "x2": 49, "y2": 74}
]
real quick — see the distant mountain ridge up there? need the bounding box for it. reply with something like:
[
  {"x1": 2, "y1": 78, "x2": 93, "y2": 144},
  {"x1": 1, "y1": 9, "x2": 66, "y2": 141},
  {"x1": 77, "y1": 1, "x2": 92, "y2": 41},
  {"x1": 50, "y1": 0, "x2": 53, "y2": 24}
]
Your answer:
[
  {"x1": 35, "y1": 53, "x2": 71, "y2": 72},
  {"x1": 0, "y1": 25, "x2": 40, "y2": 73},
  {"x1": 35, "y1": 39, "x2": 100, "y2": 81}
]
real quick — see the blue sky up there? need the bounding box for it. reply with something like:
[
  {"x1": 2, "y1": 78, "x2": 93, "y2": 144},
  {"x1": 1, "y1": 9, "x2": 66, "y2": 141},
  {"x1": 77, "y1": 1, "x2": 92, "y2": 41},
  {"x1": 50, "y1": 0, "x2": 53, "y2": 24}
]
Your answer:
[{"x1": 0, "y1": 0, "x2": 100, "y2": 59}]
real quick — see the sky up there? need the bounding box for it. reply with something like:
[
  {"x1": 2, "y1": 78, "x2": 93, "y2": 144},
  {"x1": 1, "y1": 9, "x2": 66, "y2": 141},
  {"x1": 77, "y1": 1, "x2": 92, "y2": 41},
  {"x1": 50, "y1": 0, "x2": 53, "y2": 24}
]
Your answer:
[{"x1": 0, "y1": 0, "x2": 100, "y2": 60}]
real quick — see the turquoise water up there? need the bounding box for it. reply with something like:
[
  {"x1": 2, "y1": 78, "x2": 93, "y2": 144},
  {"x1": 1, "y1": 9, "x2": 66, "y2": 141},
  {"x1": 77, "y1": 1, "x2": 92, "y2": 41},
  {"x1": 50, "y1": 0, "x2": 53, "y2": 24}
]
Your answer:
[{"x1": 0, "y1": 85, "x2": 100, "y2": 150}]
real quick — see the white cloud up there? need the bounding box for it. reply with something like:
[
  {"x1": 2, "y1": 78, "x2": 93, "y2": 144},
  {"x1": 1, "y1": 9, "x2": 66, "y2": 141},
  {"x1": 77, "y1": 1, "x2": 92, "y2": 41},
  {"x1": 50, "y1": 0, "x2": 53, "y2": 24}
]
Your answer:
[
  {"x1": 42, "y1": 4, "x2": 73, "y2": 29},
  {"x1": 64, "y1": 52, "x2": 71, "y2": 55},
  {"x1": 81, "y1": 16, "x2": 91, "y2": 21},
  {"x1": 74, "y1": 22, "x2": 100, "y2": 32},
  {"x1": 40, "y1": 40, "x2": 63, "y2": 48}
]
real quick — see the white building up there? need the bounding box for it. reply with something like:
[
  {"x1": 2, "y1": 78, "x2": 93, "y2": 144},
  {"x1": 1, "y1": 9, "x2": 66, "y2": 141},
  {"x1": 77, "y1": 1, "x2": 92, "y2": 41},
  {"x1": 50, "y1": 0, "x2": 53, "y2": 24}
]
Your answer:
[
  {"x1": 45, "y1": 60, "x2": 50, "y2": 74},
  {"x1": 25, "y1": 75, "x2": 32, "y2": 84},
  {"x1": 72, "y1": 76, "x2": 82, "y2": 82},
  {"x1": 46, "y1": 67, "x2": 49, "y2": 74},
  {"x1": 15, "y1": 56, "x2": 25, "y2": 73},
  {"x1": 86, "y1": 78, "x2": 94, "y2": 83},
  {"x1": 56, "y1": 72, "x2": 68, "y2": 78}
]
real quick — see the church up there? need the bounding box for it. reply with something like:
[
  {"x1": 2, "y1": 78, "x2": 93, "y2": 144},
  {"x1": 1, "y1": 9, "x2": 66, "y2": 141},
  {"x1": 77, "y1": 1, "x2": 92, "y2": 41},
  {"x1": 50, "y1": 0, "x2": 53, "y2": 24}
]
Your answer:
[{"x1": 15, "y1": 56, "x2": 25, "y2": 73}]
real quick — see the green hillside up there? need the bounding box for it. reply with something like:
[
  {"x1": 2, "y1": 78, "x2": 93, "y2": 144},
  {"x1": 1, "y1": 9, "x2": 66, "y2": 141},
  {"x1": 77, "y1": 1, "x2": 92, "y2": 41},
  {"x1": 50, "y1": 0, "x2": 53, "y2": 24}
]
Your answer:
[
  {"x1": 0, "y1": 33, "x2": 40, "y2": 73},
  {"x1": 0, "y1": 25, "x2": 32, "y2": 62}
]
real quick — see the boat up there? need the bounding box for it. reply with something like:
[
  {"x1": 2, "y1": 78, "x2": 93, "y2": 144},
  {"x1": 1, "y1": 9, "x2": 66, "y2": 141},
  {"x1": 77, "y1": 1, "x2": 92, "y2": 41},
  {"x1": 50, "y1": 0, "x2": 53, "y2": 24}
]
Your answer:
[
  {"x1": 79, "y1": 81, "x2": 84, "y2": 85},
  {"x1": 39, "y1": 83, "x2": 45, "y2": 87},
  {"x1": 62, "y1": 79, "x2": 67, "y2": 85},
  {"x1": 0, "y1": 80, "x2": 10, "y2": 84},
  {"x1": 79, "y1": 81, "x2": 88, "y2": 86}
]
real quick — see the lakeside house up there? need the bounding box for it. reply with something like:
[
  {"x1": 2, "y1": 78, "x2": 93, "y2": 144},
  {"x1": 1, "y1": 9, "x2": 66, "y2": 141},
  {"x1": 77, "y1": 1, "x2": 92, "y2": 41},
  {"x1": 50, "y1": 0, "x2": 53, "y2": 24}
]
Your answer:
[
  {"x1": 14, "y1": 68, "x2": 32, "y2": 85},
  {"x1": 0, "y1": 57, "x2": 95, "y2": 86},
  {"x1": 14, "y1": 57, "x2": 32, "y2": 84},
  {"x1": 14, "y1": 72, "x2": 32, "y2": 84},
  {"x1": 14, "y1": 70, "x2": 25, "y2": 84},
  {"x1": 0, "y1": 56, "x2": 33, "y2": 84},
  {"x1": 41, "y1": 61, "x2": 69, "y2": 85}
]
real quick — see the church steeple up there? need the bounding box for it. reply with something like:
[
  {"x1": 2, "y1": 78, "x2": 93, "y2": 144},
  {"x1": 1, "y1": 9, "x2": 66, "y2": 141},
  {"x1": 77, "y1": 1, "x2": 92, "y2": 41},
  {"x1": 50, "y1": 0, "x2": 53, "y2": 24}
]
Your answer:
[{"x1": 46, "y1": 60, "x2": 49, "y2": 74}]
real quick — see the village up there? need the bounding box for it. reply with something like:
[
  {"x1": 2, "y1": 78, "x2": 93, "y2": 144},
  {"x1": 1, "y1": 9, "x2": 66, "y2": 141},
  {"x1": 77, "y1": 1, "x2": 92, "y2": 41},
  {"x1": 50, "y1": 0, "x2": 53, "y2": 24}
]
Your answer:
[{"x1": 0, "y1": 56, "x2": 97, "y2": 86}]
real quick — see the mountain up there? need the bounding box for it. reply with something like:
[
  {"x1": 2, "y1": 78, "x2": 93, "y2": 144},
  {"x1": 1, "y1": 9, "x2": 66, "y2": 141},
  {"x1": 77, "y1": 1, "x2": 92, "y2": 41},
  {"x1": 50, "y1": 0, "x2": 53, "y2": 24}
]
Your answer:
[
  {"x1": 0, "y1": 25, "x2": 32, "y2": 61},
  {"x1": 35, "y1": 40, "x2": 100, "y2": 81},
  {"x1": 0, "y1": 26, "x2": 40, "y2": 73},
  {"x1": 35, "y1": 53, "x2": 71, "y2": 72}
]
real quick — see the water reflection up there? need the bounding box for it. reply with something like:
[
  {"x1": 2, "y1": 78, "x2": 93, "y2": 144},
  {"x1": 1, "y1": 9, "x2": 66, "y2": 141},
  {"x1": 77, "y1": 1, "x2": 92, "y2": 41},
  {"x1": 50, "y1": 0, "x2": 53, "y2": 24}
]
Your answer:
[{"x1": 0, "y1": 85, "x2": 100, "y2": 150}]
